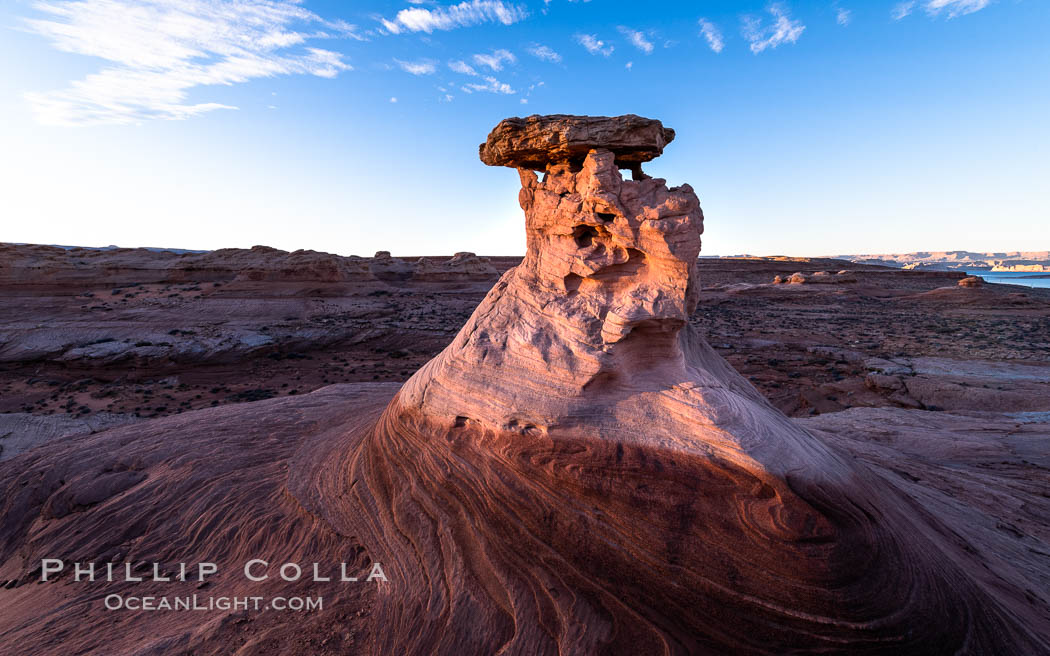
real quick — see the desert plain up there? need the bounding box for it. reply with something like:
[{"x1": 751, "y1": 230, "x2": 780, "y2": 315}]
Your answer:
[
  {"x1": 0, "y1": 115, "x2": 1048, "y2": 655},
  {"x1": 2, "y1": 244, "x2": 1048, "y2": 452}
]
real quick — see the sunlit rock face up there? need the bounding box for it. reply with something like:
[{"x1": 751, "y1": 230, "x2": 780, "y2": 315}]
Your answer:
[
  {"x1": 356, "y1": 116, "x2": 1044, "y2": 654},
  {"x1": 400, "y1": 117, "x2": 715, "y2": 433},
  {"x1": 518, "y1": 150, "x2": 702, "y2": 345}
]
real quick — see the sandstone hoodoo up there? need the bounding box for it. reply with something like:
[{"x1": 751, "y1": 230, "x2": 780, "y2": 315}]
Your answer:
[
  {"x1": 0, "y1": 115, "x2": 1046, "y2": 655},
  {"x1": 352, "y1": 115, "x2": 1044, "y2": 652}
]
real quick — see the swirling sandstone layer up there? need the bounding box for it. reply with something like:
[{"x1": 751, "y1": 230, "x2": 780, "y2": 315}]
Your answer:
[
  {"x1": 344, "y1": 116, "x2": 1044, "y2": 652},
  {"x1": 0, "y1": 115, "x2": 1045, "y2": 655}
]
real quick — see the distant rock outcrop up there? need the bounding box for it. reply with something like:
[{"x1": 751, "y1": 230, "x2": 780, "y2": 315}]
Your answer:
[
  {"x1": 773, "y1": 270, "x2": 857, "y2": 284},
  {"x1": 0, "y1": 243, "x2": 497, "y2": 286},
  {"x1": 833, "y1": 250, "x2": 1050, "y2": 272},
  {"x1": 411, "y1": 252, "x2": 497, "y2": 281}
]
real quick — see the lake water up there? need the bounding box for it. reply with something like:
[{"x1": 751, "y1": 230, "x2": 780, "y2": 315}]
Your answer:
[{"x1": 967, "y1": 271, "x2": 1050, "y2": 289}]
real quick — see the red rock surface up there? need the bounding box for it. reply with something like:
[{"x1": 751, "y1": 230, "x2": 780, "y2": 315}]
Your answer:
[
  {"x1": 1, "y1": 384, "x2": 1046, "y2": 654},
  {"x1": 0, "y1": 115, "x2": 1048, "y2": 653}
]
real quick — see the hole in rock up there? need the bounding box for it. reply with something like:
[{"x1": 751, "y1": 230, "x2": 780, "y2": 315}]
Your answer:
[
  {"x1": 573, "y1": 225, "x2": 598, "y2": 248},
  {"x1": 502, "y1": 418, "x2": 544, "y2": 436},
  {"x1": 591, "y1": 248, "x2": 646, "y2": 281},
  {"x1": 619, "y1": 164, "x2": 649, "y2": 181},
  {"x1": 581, "y1": 370, "x2": 621, "y2": 393},
  {"x1": 563, "y1": 273, "x2": 583, "y2": 294},
  {"x1": 596, "y1": 212, "x2": 615, "y2": 223},
  {"x1": 453, "y1": 415, "x2": 469, "y2": 428}
]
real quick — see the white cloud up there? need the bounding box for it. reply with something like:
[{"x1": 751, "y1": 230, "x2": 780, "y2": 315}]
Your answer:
[
  {"x1": 741, "y1": 4, "x2": 805, "y2": 54},
  {"x1": 624, "y1": 61, "x2": 633, "y2": 70},
  {"x1": 527, "y1": 44, "x2": 561, "y2": 63},
  {"x1": 924, "y1": 0, "x2": 990, "y2": 18},
  {"x1": 389, "y1": 96, "x2": 397, "y2": 103},
  {"x1": 380, "y1": 0, "x2": 527, "y2": 34},
  {"x1": 21, "y1": 0, "x2": 354, "y2": 126},
  {"x1": 575, "y1": 33, "x2": 613, "y2": 56},
  {"x1": 617, "y1": 26, "x2": 653, "y2": 54},
  {"x1": 892, "y1": 1, "x2": 916, "y2": 20},
  {"x1": 462, "y1": 76, "x2": 514, "y2": 94},
  {"x1": 395, "y1": 58, "x2": 437, "y2": 75},
  {"x1": 697, "y1": 18, "x2": 724, "y2": 53},
  {"x1": 448, "y1": 59, "x2": 477, "y2": 75},
  {"x1": 520, "y1": 80, "x2": 542, "y2": 102},
  {"x1": 836, "y1": 7, "x2": 851, "y2": 26},
  {"x1": 472, "y1": 48, "x2": 515, "y2": 71}
]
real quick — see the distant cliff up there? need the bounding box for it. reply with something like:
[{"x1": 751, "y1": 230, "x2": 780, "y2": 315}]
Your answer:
[{"x1": 830, "y1": 250, "x2": 1050, "y2": 272}]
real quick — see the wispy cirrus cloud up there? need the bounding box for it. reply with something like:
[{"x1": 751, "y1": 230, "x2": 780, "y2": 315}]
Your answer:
[
  {"x1": 462, "y1": 76, "x2": 515, "y2": 94},
  {"x1": 576, "y1": 33, "x2": 613, "y2": 56},
  {"x1": 448, "y1": 59, "x2": 477, "y2": 75},
  {"x1": 892, "y1": 1, "x2": 916, "y2": 19},
  {"x1": 448, "y1": 49, "x2": 514, "y2": 77},
  {"x1": 895, "y1": 0, "x2": 990, "y2": 20},
  {"x1": 617, "y1": 26, "x2": 653, "y2": 54},
  {"x1": 527, "y1": 44, "x2": 561, "y2": 63},
  {"x1": 380, "y1": 0, "x2": 527, "y2": 34},
  {"x1": 697, "y1": 18, "x2": 724, "y2": 53},
  {"x1": 395, "y1": 58, "x2": 438, "y2": 75},
  {"x1": 924, "y1": 0, "x2": 990, "y2": 18},
  {"x1": 835, "y1": 7, "x2": 851, "y2": 26},
  {"x1": 473, "y1": 48, "x2": 515, "y2": 71},
  {"x1": 741, "y1": 3, "x2": 805, "y2": 54},
  {"x1": 21, "y1": 0, "x2": 356, "y2": 126}
]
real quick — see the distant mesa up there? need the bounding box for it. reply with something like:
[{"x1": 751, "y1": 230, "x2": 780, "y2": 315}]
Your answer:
[{"x1": 835, "y1": 250, "x2": 1050, "y2": 272}]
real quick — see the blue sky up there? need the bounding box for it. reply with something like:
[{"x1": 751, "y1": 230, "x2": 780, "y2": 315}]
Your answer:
[{"x1": 0, "y1": 0, "x2": 1046, "y2": 256}]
